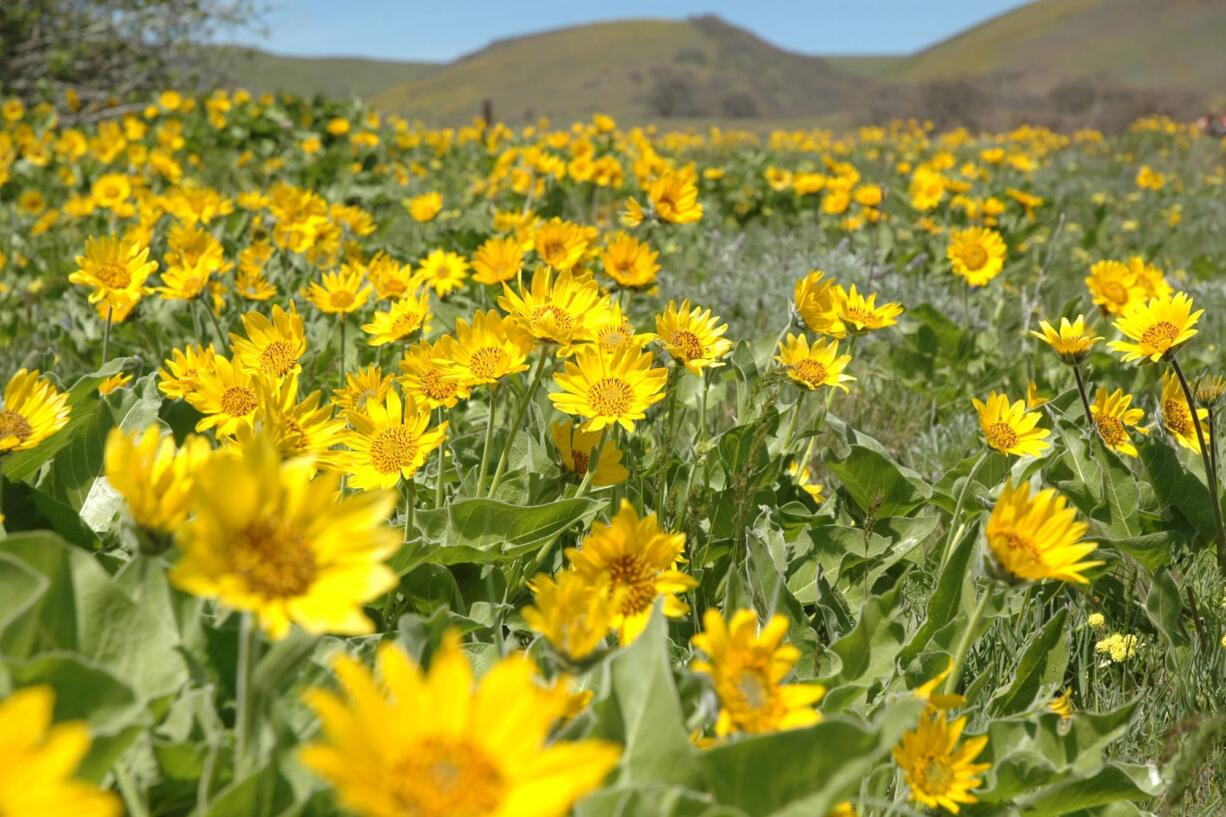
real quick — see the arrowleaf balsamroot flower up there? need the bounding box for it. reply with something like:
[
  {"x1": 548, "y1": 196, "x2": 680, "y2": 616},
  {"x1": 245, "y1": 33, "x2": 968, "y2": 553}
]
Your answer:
[
  {"x1": 793, "y1": 269, "x2": 840, "y2": 336},
  {"x1": 157, "y1": 343, "x2": 218, "y2": 401},
  {"x1": 299, "y1": 634, "x2": 621, "y2": 817},
  {"x1": 827, "y1": 284, "x2": 904, "y2": 336},
  {"x1": 332, "y1": 363, "x2": 395, "y2": 416},
  {"x1": 1109, "y1": 291, "x2": 1202, "y2": 363},
  {"x1": 1085, "y1": 259, "x2": 1144, "y2": 317},
  {"x1": 775, "y1": 333, "x2": 854, "y2": 392},
  {"x1": 691, "y1": 609, "x2": 825, "y2": 737},
  {"x1": 69, "y1": 234, "x2": 157, "y2": 320},
  {"x1": 893, "y1": 709, "x2": 990, "y2": 814},
  {"x1": 972, "y1": 391, "x2": 1050, "y2": 457},
  {"x1": 498, "y1": 266, "x2": 609, "y2": 349},
  {"x1": 643, "y1": 171, "x2": 703, "y2": 224},
  {"x1": 654, "y1": 299, "x2": 733, "y2": 376},
  {"x1": 470, "y1": 235, "x2": 524, "y2": 285},
  {"x1": 436, "y1": 309, "x2": 533, "y2": 387},
  {"x1": 947, "y1": 226, "x2": 1006, "y2": 287},
  {"x1": 986, "y1": 480, "x2": 1103, "y2": 585},
  {"x1": 104, "y1": 426, "x2": 212, "y2": 533},
  {"x1": 1090, "y1": 387, "x2": 1148, "y2": 457},
  {"x1": 601, "y1": 231, "x2": 660, "y2": 289},
  {"x1": 170, "y1": 434, "x2": 398, "y2": 639},
  {"x1": 0, "y1": 369, "x2": 70, "y2": 453},
  {"x1": 533, "y1": 217, "x2": 590, "y2": 271},
  {"x1": 1160, "y1": 370, "x2": 1208, "y2": 452},
  {"x1": 187, "y1": 355, "x2": 260, "y2": 437},
  {"x1": 413, "y1": 249, "x2": 470, "y2": 297},
  {"x1": 304, "y1": 268, "x2": 372, "y2": 315},
  {"x1": 362, "y1": 290, "x2": 430, "y2": 346},
  {"x1": 550, "y1": 419, "x2": 628, "y2": 486},
  {"x1": 230, "y1": 303, "x2": 306, "y2": 378},
  {"x1": 343, "y1": 388, "x2": 447, "y2": 491},
  {"x1": 1030, "y1": 315, "x2": 1102, "y2": 364},
  {"x1": 398, "y1": 341, "x2": 470, "y2": 410},
  {"x1": 550, "y1": 345, "x2": 667, "y2": 432},
  {"x1": 565, "y1": 500, "x2": 696, "y2": 643},
  {"x1": 523, "y1": 570, "x2": 621, "y2": 662}
]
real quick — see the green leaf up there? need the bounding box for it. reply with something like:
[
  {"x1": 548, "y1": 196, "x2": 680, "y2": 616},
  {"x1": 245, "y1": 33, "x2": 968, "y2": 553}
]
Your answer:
[
  {"x1": 990, "y1": 608, "x2": 1070, "y2": 716},
  {"x1": 1094, "y1": 439, "x2": 1140, "y2": 539},
  {"x1": 900, "y1": 522, "x2": 978, "y2": 666},
  {"x1": 1144, "y1": 569, "x2": 1190, "y2": 651},
  {"x1": 1017, "y1": 762, "x2": 1161, "y2": 816},
  {"x1": 575, "y1": 783, "x2": 724, "y2": 817},
  {"x1": 829, "y1": 445, "x2": 930, "y2": 520},
  {"x1": 0, "y1": 552, "x2": 49, "y2": 650},
  {"x1": 1138, "y1": 438, "x2": 1215, "y2": 541},
  {"x1": 820, "y1": 589, "x2": 905, "y2": 705},
  {"x1": 1107, "y1": 532, "x2": 1176, "y2": 572}
]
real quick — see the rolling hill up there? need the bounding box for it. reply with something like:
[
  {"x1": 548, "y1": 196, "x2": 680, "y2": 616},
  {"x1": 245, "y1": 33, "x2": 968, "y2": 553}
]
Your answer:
[
  {"x1": 215, "y1": 46, "x2": 436, "y2": 101},
  {"x1": 372, "y1": 16, "x2": 865, "y2": 126}
]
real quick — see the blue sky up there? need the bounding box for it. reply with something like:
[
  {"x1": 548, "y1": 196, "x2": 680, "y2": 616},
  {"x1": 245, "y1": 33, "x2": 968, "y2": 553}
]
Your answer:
[{"x1": 234, "y1": 0, "x2": 1033, "y2": 61}]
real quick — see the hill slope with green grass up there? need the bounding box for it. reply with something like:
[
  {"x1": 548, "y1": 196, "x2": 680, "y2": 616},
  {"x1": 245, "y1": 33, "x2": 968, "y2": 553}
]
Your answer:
[
  {"x1": 373, "y1": 16, "x2": 864, "y2": 125},
  {"x1": 216, "y1": 46, "x2": 436, "y2": 100}
]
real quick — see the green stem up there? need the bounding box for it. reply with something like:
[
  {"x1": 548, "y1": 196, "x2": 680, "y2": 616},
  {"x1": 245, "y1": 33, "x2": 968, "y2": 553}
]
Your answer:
[
  {"x1": 234, "y1": 613, "x2": 260, "y2": 777},
  {"x1": 101, "y1": 304, "x2": 113, "y2": 365},
  {"x1": 1072, "y1": 364, "x2": 1095, "y2": 429},
  {"x1": 946, "y1": 587, "x2": 992, "y2": 695},
  {"x1": 475, "y1": 385, "x2": 499, "y2": 494},
  {"x1": 938, "y1": 450, "x2": 989, "y2": 572},
  {"x1": 575, "y1": 427, "x2": 608, "y2": 498},
  {"x1": 1170, "y1": 356, "x2": 1226, "y2": 575},
  {"x1": 656, "y1": 367, "x2": 680, "y2": 513},
  {"x1": 677, "y1": 370, "x2": 712, "y2": 530},
  {"x1": 780, "y1": 388, "x2": 806, "y2": 452},
  {"x1": 1210, "y1": 406, "x2": 1220, "y2": 487},
  {"x1": 488, "y1": 350, "x2": 550, "y2": 497},
  {"x1": 113, "y1": 763, "x2": 150, "y2": 817},
  {"x1": 434, "y1": 408, "x2": 446, "y2": 508},
  {"x1": 403, "y1": 480, "x2": 415, "y2": 541},
  {"x1": 338, "y1": 315, "x2": 347, "y2": 388}
]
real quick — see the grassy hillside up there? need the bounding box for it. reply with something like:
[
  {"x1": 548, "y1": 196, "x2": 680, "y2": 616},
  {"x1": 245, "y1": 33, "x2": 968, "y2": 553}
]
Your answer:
[
  {"x1": 373, "y1": 16, "x2": 864, "y2": 125},
  {"x1": 215, "y1": 46, "x2": 436, "y2": 100},
  {"x1": 889, "y1": 0, "x2": 1226, "y2": 93}
]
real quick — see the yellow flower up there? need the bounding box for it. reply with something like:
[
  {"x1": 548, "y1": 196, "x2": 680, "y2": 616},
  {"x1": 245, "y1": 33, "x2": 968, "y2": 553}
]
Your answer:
[
  {"x1": 90, "y1": 173, "x2": 132, "y2": 210},
  {"x1": 404, "y1": 191, "x2": 442, "y2": 222},
  {"x1": 893, "y1": 710, "x2": 990, "y2": 814},
  {"x1": 947, "y1": 227, "x2": 1006, "y2": 287},
  {"x1": 550, "y1": 345, "x2": 667, "y2": 432},
  {"x1": 691, "y1": 609, "x2": 825, "y2": 737},
  {"x1": 231, "y1": 304, "x2": 306, "y2": 378},
  {"x1": 1085, "y1": 260, "x2": 1144, "y2": 316},
  {"x1": 775, "y1": 333, "x2": 854, "y2": 392},
  {"x1": 69, "y1": 235, "x2": 157, "y2": 317},
  {"x1": 363, "y1": 253, "x2": 415, "y2": 300},
  {"x1": 565, "y1": 500, "x2": 696, "y2": 643},
  {"x1": 471, "y1": 235, "x2": 525, "y2": 285},
  {"x1": 655, "y1": 300, "x2": 733, "y2": 375},
  {"x1": 586, "y1": 301, "x2": 654, "y2": 356},
  {"x1": 304, "y1": 269, "x2": 373, "y2": 316},
  {"x1": 1135, "y1": 164, "x2": 1166, "y2": 190},
  {"x1": 235, "y1": 372, "x2": 348, "y2": 470},
  {"x1": 413, "y1": 249, "x2": 469, "y2": 297},
  {"x1": 524, "y1": 570, "x2": 620, "y2": 661},
  {"x1": 1127, "y1": 256, "x2": 1172, "y2": 301},
  {"x1": 398, "y1": 341, "x2": 470, "y2": 410},
  {"x1": 601, "y1": 231, "x2": 660, "y2": 289},
  {"x1": 342, "y1": 388, "x2": 447, "y2": 491},
  {"x1": 533, "y1": 218, "x2": 589, "y2": 271},
  {"x1": 104, "y1": 426, "x2": 212, "y2": 533},
  {"x1": 157, "y1": 343, "x2": 218, "y2": 401},
  {"x1": 0, "y1": 369, "x2": 71, "y2": 453},
  {"x1": 1160, "y1": 370, "x2": 1209, "y2": 452},
  {"x1": 362, "y1": 291, "x2": 431, "y2": 346},
  {"x1": 1094, "y1": 633, "x2": 1139, "y2": 663},
  {"x1": 1049, "y1": 687, "x2": 1074, "y2": 721},
  {"x1": 332, "y1": 364, "x2": 396, "y2": 416},
  {"x1": 157, "y1": 264, "x2": 211, "y2": 301},
  {"x1": 170, "y1": 434, "x2": 398, "y2": 639},
  {"x1": 1026, "y1": 381, "x2": 1048, "y2": 409},
  {"x1": 1087, "y1": 612, "x2": 1106, "y2": 629},
  {"x1": 1090, "y1": 387, "x2": 1148, "y2": 457},
  {"x1": 647, "y1": 171, "x2": 703, "y2": 224},
  {"x1": 912, "y1": 660, "x2": 966, "y2": 711},
  {"x1": 1109, "y1": 292, "x2": 1202, "y2": 363},
  {"x1": 299, "y1": 634, "x2": 621, "y2": 817},
  {"x1": 325, "y1": 117, "x2": 350, "y2": 135},
  {"x1": 620, "y1": 195, "x2": 647, "y2": 227},
  {"x1": 1030, "y1": 315, "x2": 1102, "y2": 363},
  {"x1": 97, "y1": 372, "x2": 132, "y2": 396},
  {"x1": 550, "y1": 419, "x2": 628, "y2": 486},
  {"x1": 793, "y1": 270, "x2": 840, "y2": 336},
  {"x1": 436, "y1": 310, "x2": 533, "y2": 387},
  {"x1": 827, "y1": 284, "x2": 904, "y2": 337},
  {"x1": 0, "y1": 686, "x2": 121, "y2": 817},
  {"x1": 187, "y1": 356, "x2": 260, "y2": 437},
  {"x1": 499, "y1": 266, "x2": 609, "y2": 348},
  {"x1": 787, "y1": 461, "x2": 824, "y2": 505},
  {"x1": 972, "y1": 391, "x2": 1050, "y2": 457},
  {"x1": 986, "y1": 480, "x2": 1102, "y2": 585}
]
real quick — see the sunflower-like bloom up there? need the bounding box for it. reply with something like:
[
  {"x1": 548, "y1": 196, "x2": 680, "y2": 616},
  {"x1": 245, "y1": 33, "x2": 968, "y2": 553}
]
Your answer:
[
  {"x1": 1030, "y1": 315, "x2": 1102, "y2": 364},
  {"x1": 1160, "y1": 370, "x2": 1209, "y2": 452},
  {"x1": 1127, "y1": 256, "x2": 1172, "y2": 300},
  {"x1": 104, "y1": 426, "x2": 212, "y2": 533},
  {"x1": 343, "y1": 388, "x2": 447, "y2": 491},
  {"x1": 498, "y1": 266, "x2": 609, "y2": 349},
  {"x1": 1090, "y1": 387, "x2": 1148, "y2": 458},
  {"x1": 156, "y1": 264, "x2": 211, "y2": 301},
  {"x1": 986, "y1": 480, "x2": 1102, "y2": 584},
  {"x1": 1026, "y1": 381, "x2": 1048, "y2": 409},
  {"x1": 912, "y1": 660, "x2": 967, "y2": 711},
  {"x1": 586, "y1": 301, "x2": 654, "y2": 356},
  {"x1": 827, "y1": 284, "x2": 904, "y2": 337},
  {"x1": 362, "y1": 290, "x2": 430, "y2": 346},
  {"x1": 405, "y1": 190, "x2": 442, "y2": 222},
  {"x1": 775, "y1": 333, "x2": 854, "y2": 392},
  {"x1": 436, "y1": 310, "x2": 533, "y2": 387},
  {"x1": 793, "y1": 270, "x2": 840, "y2": 336},
  {"x1": 691, "y1": 609, "x2": 825, "y2": 737},
  {"x1": 550, "y1": 419, "x2": 628, "y2": 486},
  {"x1": 187, "y1": 356, "x2": 260, "y2": 437},
  {"x1": 601, "y1": 231, "x2": 660, "y2": 288},
  {"x1": 565, "y1": 500, "x2": 697, "y2": 643},
  {"x1": 413, "y1": 249, "x2": 469, "y2": 297},
  {"x1": 305, "y1": 269, "x2": 373, "y2": 315},
  {"x1": 1049, "y1": 687, "x2": 1074, "y2": 721},
  {"x1": 299, "y1": 634, "x2": 621, "y2": 817},
  {"x1": 1085, "y1": 260, "x2": 1144, "y2": 317},
  {"x1": 972, "y1": 391, "x2": 1050, "y2": 457},
  {"x1": 533, "y1": 218, "x2": 590, "y2": 271},
  {"x1": 947, "y1": 226, "x2": 1006, "y2": 287},
  {"x1": 787, "y1": 461, "x2": 824, "y2": 505},
  {"x1": 647, "y1": 171, "x2": 703, "y2": 224},
  {"x1": 399, "y1": 341, "x2": 470, "y2": 410},
  {"x1": 550, "y1": 345, "x2": 668, "y2": 432},
  {"x1": 69, "y1": 234, "x2": 157, "y2": 318},
  {"x1": 98, "y1": 372, "x2": 132, "y2": 396},
  {"x1": 893, "y1": 710, "x2": 990, "y2": 814},
  {"x1": 235, "y1": 372, "x2": 347, "y2": 470},
  {"x1": 170, "y1": 434, "x2": 398, "y2": 639},
  {"x1": 362, "y1": 253, "x2": 414, "y2": 301},
  {"x1": 523, "y1": 570, "x2": 621, "y2": 661},
  {"x1": 157, "y1": 343, "x2": 218, "y2": 401},
  {"x1": 332, "y1": 364, "x2": 396, "y2": 416},
  {"x1": 231, "y1": 304, "x2": 306, "y2": 378},
  {"x1": 1109, "y1": 291, "x2": 1202, "y2": 363},
  {"x1": 655, "y1": 300, "x2": 734, "y2": 375},
  {"x1": 0, "y1": 369, "x2": 71, "y2": 453},
  {"x1": 471, "y1": 235, "x2": 524, "y2": 285},
  {"x1": 0, "y1": 686, "x2": 121, "y2": 817}
]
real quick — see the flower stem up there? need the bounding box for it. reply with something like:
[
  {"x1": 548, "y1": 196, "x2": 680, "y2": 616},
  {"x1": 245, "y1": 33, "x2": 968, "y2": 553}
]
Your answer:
[
  {"x1": 946, "y1": 587, "x2": 992, "y2": 695},
  {"x1": 101, "y1": 304, "x2": 113, "y2": 365},
  {"x1": 338, "y1": 315, "x2": 347, "y2": 388},
  {"x1": 1170, "y1": 356, "x2": 1226, "y2": 575},
  {"x1": 938, "y1": 449, "x2": 988, "y2": 573},
  {"x1": 403, "y1": 479, "x2": 415, "y2": 541},
  {"x1": 487, "y1": 350, "x2": 549, "y2": 497},
  {"x1": 677, "y1": 370, "x2": 712, "y2": 530},
  {"x1": 434, "y1": 408, "x2": 446, "y2": 508},
  {"x1": 1072, "y1": 364, "x2": 1095, "y2": 429},
  {"x1": 234, "y1": 613, "x2": 260, "y2": 777},
  {"x1": 475, "y1": 385, "x2": 499, "y2": 494},
  {"x1": 575, "y1": 427, "x2": 608, "y2": 498},
  {"x1": 780, "y1": 388, "x2": 806, "y2": 452},
  {"x1": 113, "y1": 763, "x2": 150, "y2": 817}
]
